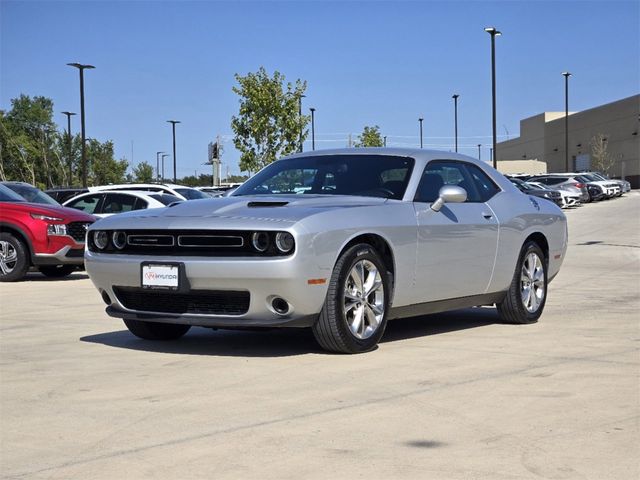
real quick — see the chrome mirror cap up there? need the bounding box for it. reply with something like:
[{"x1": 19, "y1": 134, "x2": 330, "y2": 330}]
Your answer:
[{"x1": 431, "y1": 185, "x2": 468, "y2": 212}]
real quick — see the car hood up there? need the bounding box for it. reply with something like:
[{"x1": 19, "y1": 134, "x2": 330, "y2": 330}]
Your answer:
[
  {"x1": 1, "y1": 201, "x2": 96, "y2": 222},
  {"x1": 90, "y1": 195, "x2": 389, "y2": 230}
]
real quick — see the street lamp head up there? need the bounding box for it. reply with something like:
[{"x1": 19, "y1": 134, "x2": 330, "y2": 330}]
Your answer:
[
  {"x1": 562, "y1": 71, "x2": 572, "y2": 77},
  {"x1": 309, "y1": 107, "x2": 316, "y2": 113},
  {"x1": 484, "y1": 27, "x2": 501, "y2": 36},
  {"x1": 418, "y1": 117, "x2": 424, "y2": 122},
  {"x1": 61, "y1": 111, "x2": 76, "y2": 116},
  {"x1": 452, "y1": 94, "x2": 459, "y2": 100},
  {"x1": 67, "y1": 63, "x2": 95, "y2": 70},
  {"x1": 167, "y1": 120, "x2": 181, "y2": 125}
]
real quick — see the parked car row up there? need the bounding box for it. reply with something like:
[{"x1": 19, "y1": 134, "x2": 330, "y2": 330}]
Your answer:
[
  {"x1": 0, "y1": 181, "x2": 207, "y2": 281},
  {"x1": 504, "y1": 170, "x2": 630, "y2": 208}
]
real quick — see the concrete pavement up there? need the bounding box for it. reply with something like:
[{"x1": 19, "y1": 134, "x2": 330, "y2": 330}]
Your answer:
[{"x1": 1, "y1": 193, "x2": 638, "y2": 479}]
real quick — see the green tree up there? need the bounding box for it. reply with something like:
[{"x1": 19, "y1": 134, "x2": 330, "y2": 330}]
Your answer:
[
  {"x1": 355, "y1": 125, "x2": 384, "y2": 147},
  {"x1": 87, "y1": 139, "x2": 128, "y2": 185},
  {"x1": 223, "y1": 174, "x2": 249, "y2": 184},
  {"x1": 590, "y1": 134, "x2": 616, "y2": 175},
  {"x1": 231, "y1": 67, "x2": 309, "y2": 173},
  {"x1": 132, "y1": 161, "x2": 155, "y2": 183}
]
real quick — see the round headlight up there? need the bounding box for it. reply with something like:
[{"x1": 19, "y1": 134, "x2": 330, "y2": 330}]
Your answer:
[
  {"x1": 112, "y1": 231, "x2": 127, "y2": 250},
  {"x1": 93, "y1": 231, "x2": 109, "y2": 250},
  {"x1": 275, "y1": 232, "x2": 294, "y2": 253},
  {"x1": 251, "y1": 232, "x2": 270, "y2": 252}
]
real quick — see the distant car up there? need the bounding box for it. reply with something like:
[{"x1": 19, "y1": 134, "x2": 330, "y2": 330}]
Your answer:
[
  {"x1": 2, "y1": 181, "x2": 60, "y2": 205},
  {"x1": 44, "y1": 187, "x2": 89, "y2": 204},
  {"x1": 507, "y1": 177, "x2": 563, "y2": 207},
  {"x1": 528, "y1": 175, "x2": 590, "y2": 203},
  {"x1": 88, "y1": 183, "x2": 209, "y2": 201},
  {"x1": 63, "y1": 191, "x2": 181, "y2": 218},
  {"x1": 85, "y1": 148, "x2": 567, "y2": 354},
  {"x1": 0, "y1": 184, "x2": 95, "y2": 281},
  {"x1": 526, "y1": 181, "x2": 581, "y2": 208},
  {"x1": 573, "y1": 173, "x2": 621, "y2": 198}
]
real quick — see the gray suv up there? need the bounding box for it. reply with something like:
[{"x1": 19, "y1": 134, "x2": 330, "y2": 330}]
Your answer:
[{"x1": 528, "y1": 175, "x2": 590, "y2": 203}]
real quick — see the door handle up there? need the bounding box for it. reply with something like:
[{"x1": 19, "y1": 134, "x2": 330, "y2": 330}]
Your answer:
[{"x1": 482, "y1": 212, "x2": 493, "y2": 219}]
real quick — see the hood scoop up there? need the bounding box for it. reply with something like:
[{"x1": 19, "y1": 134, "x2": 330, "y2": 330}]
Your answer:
[{"x1": 247, "y1": 201, "x2": 289, "y2": 208}]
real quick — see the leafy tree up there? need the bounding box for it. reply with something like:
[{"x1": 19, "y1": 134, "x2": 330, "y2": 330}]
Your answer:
[
  {"x1": 223, "y1": 174, "x2": 249, "y2": 184},
  {"x1": 590, "y1": 134, "x2": 616, "y2": 175},
  {"x1": 87, "y1": 139, "x2": 128, "y2": 185},
  {"x1": 355, "y1": 125, "x2": 384, "y2": 147},
  {"x1": 231, "y1": 67, "x2": 309, "y2": 173},
  {"x1": 133, "y1": 161, "x2": 155, "y2": 183}
]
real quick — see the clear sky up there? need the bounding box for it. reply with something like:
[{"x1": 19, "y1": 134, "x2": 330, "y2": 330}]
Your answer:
[{"x1": 1, "y1": 0, "x2": 638, "y2": 178}]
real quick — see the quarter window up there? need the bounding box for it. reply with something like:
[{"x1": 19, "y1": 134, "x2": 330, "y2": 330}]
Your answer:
[{"x1": 465, "y1": 164, "x2": 500, "y2": 202}]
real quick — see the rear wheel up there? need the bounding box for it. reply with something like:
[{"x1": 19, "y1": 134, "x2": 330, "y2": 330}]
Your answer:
[
  {"x1": 0, "y1": 233, "x2": 29, "y2": 282},
  {"x1": 123, "y1": 319, "x2": 191, "y2": 340},
  {"x1": 498, "y1": 241, "x2": 547, "y2": 324},
  {"x1": 39, "y1": 265, "x2": 76, "y2": 278},
  {"x1": 312, "y1": 243, "x2": 390, "y2": 353}
]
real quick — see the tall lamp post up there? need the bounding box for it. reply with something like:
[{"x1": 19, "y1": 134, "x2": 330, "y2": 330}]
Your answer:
[
  {"x1": 161, "y1": 154, "x2": 170, "y2": 182},
  {"x1": 484, "y1": 27, "x2": 501, "y2": 169},
  {"x1": 477, "y1": 144, "x2": 482, "y2": 160},
  {"x1": 67, "y1": 63, "x2": 95, "y2": 187},
  {"x1": 61, "y1": 111, "x2": 76, "y2": 184},
  {"x1": 167, "y1": 120, "x2": 180, "y2": 183},
  {"x1": 418, "y1": 117, "x2": 424, "y2": 148},
  {"x1": 298, "y1": 94, "x2": 306, "y2": 152},
  {"x1": 156, "y1": 151, "x2": 164, "y2": 181},
  {"x1": 309, "y1": 108, "x2": 316, "y2": 151},
  {"x1": 562, "y1": 72, "x2": 572, "y2": 172},
  {"x1": 452, "y1": 94, "x2": 459, "y2": 152}
]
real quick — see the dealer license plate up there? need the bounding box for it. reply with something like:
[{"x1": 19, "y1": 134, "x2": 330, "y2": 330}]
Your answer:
[{"x1": 141, "y1": 264, "x2": 179, "y2": 290}]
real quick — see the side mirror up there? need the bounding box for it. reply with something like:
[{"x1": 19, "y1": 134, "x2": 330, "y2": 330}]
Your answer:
[{"x1": 430, "y1": 185, "x2": 467, "y2": 212}]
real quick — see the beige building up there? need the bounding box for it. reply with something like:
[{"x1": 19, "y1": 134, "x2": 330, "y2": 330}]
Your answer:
[{"x1": 496, "y1": 94, "x2": 640, "y2": 187}]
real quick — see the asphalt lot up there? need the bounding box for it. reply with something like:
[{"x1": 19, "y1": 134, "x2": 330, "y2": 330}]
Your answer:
[{"x1": 1, "y1": 193, "x2": 639, "y2": 480}]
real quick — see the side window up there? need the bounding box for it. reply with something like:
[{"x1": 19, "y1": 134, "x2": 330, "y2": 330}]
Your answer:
[
  {"x1": 102, "y1": 193, "x2": 138, "y2": 214},
  {"x1": 66, "y1": 194, "x2": 103, "y2": 214},
  {"x1": 414, "y1": 161, "x2": 481, "y2": 203},
  {"x1": 465, "y1": 164, "x2": 500, "y2": 201},
  {"x1": 133, "y1": 198, "x2": 148, "y2": 210}
]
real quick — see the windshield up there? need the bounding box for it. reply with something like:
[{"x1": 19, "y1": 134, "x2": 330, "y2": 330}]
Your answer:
[
  {"x1": 174, "y1": 188, "x2": 210, "y2": 200},
  {"x1": 2, "y1": 183, "x2": 59, "y2": 205},
  {"x1": 233, "y1": 155, "x2": 414, "y2": 200},
  {"x1": 0, "y1": 184, "x2": 26, "y2": 202},
  {"x1": 149, "y1": 194, "x2": 182, "y2": 205},
  {"x1": 509, "y1": 178, "x2": 532, "y2": 191}
]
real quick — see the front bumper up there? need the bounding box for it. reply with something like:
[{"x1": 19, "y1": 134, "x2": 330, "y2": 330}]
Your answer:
[
  {"x1": 33, "y1": 245, "x2": 85, "y2": 265},
  {"x1": 85, "y1": 251, "x2": 329, "y2": 328}
]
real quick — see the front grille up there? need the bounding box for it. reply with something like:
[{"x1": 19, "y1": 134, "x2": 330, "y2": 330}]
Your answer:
[
  {"x1": 67, "y1": 222, "x2": 92, "y2": 242},
  {"x1": 113, "y1": 287, "x2": 250, "y2": 315}
]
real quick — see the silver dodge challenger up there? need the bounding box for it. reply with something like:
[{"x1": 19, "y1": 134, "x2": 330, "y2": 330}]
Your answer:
[{"x1": 85, "y1": 148, "x2": 567, "y2": 353}]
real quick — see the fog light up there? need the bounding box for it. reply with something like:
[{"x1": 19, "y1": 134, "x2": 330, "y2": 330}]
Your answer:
[{"x1": 93, "y1": 231, "x2": 109, "y2": 250}]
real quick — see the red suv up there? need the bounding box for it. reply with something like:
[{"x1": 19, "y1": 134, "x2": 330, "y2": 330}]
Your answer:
[{"x1": 0, "y1": 184, "x2": 96, "y2": 281}]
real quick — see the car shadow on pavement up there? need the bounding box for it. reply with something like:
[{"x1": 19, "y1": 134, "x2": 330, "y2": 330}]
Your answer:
[
  {"x1": 80, "y1": 307, "x2": 498, "y2": 357},
  {"x1": 23, "y1": 272, "x2": 89, "y2": 281}
]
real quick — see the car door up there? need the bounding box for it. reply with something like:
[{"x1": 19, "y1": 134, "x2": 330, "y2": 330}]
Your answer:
[{"x1": 412, "y1": 160, "x2": 499, "y2": 302}]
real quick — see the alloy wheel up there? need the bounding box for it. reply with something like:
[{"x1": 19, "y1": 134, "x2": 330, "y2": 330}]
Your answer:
[
  {"x1": 342, "y1": 259, "x2": 385, "y2": 339},
  {"x1": 0, "y1": 240, "x2": 18, "y2": 275},
  {"x1": 520, "y1": 252, "x2": 545, "y2": 313}
]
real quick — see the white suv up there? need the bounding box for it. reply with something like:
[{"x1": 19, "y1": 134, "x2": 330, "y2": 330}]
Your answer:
[{"x1": 89, "y1": 183, "x2": 210, "y2": 201}]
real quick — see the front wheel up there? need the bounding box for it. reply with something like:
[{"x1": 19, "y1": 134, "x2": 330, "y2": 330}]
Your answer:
[
  {"x1": 0, "y1": 233, "x2": 29, "y2": 282},
  {"x1": 312, "y1": 243, "x2": 390, "y2": 353},
  {"x1": 497, "y1": 241, "x2": 547, "y2": 324},
  {"x1": 123, "y1": 319, "x2": 191, "y2": 340}
]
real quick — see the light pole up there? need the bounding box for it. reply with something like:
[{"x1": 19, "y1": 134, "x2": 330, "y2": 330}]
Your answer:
[
  {"x1": 310, "y1": 108, "x2": 316, "y2": 151},
  {"x1": 156, "y1": 151, "x2": 164, "y2": 181},
  {"x1": 562, "y1": 72, "x2": 572, "y2": 172},
  {"x1": 484, "y1": 27, "x2": 501, "y2": 169},
  {"x1": 452, "y1": 94, "x2": 459, "y2": 152},
  {"x1": 418, "y1": 117, "x2": 424, "y2": 148},
  {"x1": 61, "y1": 111, "x2": 76, "y2": 184},
  {"x1": 161, "y1": 154, "x2": 170, "y2": 182},
  {"x1": 383, "y1": 136, "x2": 387, "y2": 147},
  {"x1": 298, "y1": 94, "x2": 306, "y2": 152},
  {"x1": 477, "y1": 144, "x2": 481, "y2": 160},
  {"x1": 67, "y1": 63, "x2": 95, "y2": 187},
  {"x1": 167, "y1": 120, "x2": 180, "y2": 183}
]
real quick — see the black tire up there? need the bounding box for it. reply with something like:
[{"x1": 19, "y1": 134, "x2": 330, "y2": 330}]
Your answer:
[
  {"x1": 39, "y1": 265, "x2": 76, "y2": 278},
  {"x1": 312, "y1": 243, "x2": 390, "y2": 354},
  {"x1": 497, "y1": 241, "x2": 547, "y2": 324},
  {"x1": 123, "y1": 319, "x2": 191, "y2": 340},
  {"x1": 0, "y1": 232, "x2": 29, "y2": 282}
]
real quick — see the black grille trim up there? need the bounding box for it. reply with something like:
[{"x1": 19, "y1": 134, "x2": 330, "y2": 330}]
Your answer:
[
  {"x1": 113, "y1": 287, "x2": 250, "y2": 315},
  {"x1": 67, "y1": 222, "x2": 92, "y2": 243}
]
